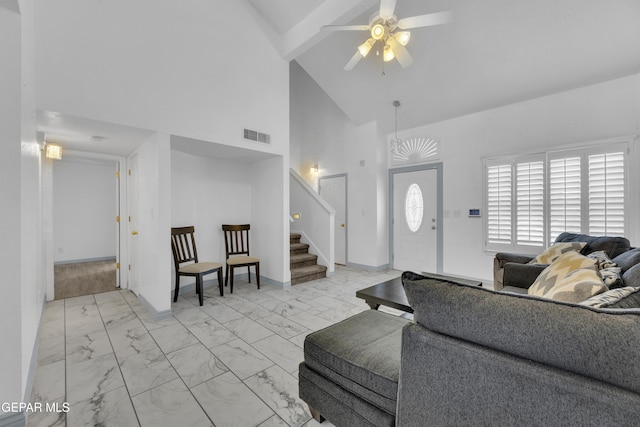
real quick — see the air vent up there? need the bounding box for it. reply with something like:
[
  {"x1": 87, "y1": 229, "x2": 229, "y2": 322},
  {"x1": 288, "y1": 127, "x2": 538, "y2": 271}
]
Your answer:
[{"x1": 243, "y1": 128, "x2": 270, "y2": 144}]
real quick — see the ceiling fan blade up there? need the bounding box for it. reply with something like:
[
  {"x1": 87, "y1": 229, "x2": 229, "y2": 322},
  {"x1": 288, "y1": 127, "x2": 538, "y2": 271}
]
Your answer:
[
  {"x1": 344, "y1": 51, "x2": 364, "y2": 71},
  {"x1": 321, "y1": 24, "x2": 370, "y2": 32},
  {"x1": 379, "y1": 0, "x2": 397, "y2": 19},
  {"x1": 397, "y1": 10, "x2": 453, "y2": 30},
  {"x1": 388, "y1": 37, "x2": 413, "y2": 68}
]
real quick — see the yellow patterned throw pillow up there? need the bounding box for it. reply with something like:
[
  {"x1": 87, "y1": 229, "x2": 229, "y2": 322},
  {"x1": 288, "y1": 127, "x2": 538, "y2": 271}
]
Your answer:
[
  {"x1": 528, "y1": 251, "x2": 606, "y2": 303},
  {"x1": 528, "y1": 242, "x2": 587, "y2": 265}
]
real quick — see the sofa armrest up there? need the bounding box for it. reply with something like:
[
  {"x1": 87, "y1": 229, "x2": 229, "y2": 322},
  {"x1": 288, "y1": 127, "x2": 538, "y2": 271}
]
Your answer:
[
  {"x1": 502, "y1": 262, "x2": 547, "y2": 289},
  {"x1": 493, "y1": 252, "x2": 535, "y2": 290},
  {"x1": 495, "y1": 252, "x2": 535, "y2": 267}
]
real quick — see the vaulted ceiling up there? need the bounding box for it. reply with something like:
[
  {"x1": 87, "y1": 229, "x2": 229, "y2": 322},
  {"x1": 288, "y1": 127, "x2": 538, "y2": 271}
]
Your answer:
[
  {"x1": 249, "y1": 0, "x2": 640, "y2": 134},
  {"x1": 36, "y1": 1, "x2": 640, "y2": 155}
]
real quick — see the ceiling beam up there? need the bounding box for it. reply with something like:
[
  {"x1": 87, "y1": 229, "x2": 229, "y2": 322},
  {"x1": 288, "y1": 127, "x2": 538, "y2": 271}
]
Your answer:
[{"x1": 280, "y1": 0, "x2": 377, "y2": 61}]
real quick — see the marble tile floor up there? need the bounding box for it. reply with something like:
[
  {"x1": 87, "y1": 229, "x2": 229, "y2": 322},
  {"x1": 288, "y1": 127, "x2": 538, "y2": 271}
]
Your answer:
[{"x1": 28, "y1": 265, "x2": 403, "y2": 427}]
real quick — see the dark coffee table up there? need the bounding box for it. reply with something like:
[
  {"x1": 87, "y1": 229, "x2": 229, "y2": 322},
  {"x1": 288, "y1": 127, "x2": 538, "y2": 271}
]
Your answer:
[{"x1": 356, "y1": 273, "x2": 482, "y2": 313}]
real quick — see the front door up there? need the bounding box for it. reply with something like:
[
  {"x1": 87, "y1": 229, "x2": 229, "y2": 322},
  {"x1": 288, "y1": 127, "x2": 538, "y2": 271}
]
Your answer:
[{"x1": 392, "y1": 167, "x2": 439, "y2": 273}]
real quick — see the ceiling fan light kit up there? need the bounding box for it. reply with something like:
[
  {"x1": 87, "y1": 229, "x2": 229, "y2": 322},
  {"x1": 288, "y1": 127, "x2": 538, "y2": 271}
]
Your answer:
[
  {"x1": 322, "y1": 0, "x2": 452, "y2": 71},
  {"x1": 358, "y1": 38, "x2": 376, "y2": 57}
]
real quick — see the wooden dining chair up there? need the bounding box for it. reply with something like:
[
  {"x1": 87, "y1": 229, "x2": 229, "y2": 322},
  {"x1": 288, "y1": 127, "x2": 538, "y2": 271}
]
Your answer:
[
  {"x1": 171, "y1": 226, "x2": 223, "y2": 306},
  {"x1": 222, "y1": 224, "x2": 260, "y2": 293}
]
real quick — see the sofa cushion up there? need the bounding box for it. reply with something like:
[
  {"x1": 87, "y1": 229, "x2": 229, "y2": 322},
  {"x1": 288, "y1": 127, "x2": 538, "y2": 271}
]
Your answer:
[
  {"x1": 401, "y1": 271, "x2": 640, "y2": 395},
  {"x1": 303, "y1": 310, "x2": 408, "y2": 414},
  {"x1": 528, "y1": 242, "x2": 586, "y2": 265},
  {"x1": 555, "y1": 232, "x2": 631, "y2": 259},
  {"x1": 579, "y1": 287, "x2": 640, "y2": 309},
  {"x1": 623, "y1": 263, "x2": 640, "y2": 288},
  {"x1": 528, "y1": 251, "x2": 605, "y2": 303},
  {"x1": 613, "y1": 248, "x2": 640, "y2": 272}
]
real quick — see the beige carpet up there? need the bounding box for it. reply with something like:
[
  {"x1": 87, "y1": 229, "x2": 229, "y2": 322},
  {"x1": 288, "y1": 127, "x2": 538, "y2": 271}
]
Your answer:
[{"x1": 54, "y1": 259, "x2": 117, "y2": 300}]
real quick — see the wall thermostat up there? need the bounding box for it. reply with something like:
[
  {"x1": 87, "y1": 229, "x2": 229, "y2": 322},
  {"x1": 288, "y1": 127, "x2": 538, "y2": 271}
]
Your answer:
[{"x1": 469, "y1": 209, "x2": 481, "y2": 217}]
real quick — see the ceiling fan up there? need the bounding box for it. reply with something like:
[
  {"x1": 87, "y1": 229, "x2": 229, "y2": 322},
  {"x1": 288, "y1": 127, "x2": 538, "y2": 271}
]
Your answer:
[{"x1": 322, "y1": 0, "x2": 453, "y2": 70}]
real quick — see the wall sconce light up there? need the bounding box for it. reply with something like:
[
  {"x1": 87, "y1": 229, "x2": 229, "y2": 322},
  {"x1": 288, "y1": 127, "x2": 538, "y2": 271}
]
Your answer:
[
  {"x1": 45, "y1": 143, "x2": 63, "y2": 160},
  {"x1": 310, "y1": 164, "x2": 318, "y2": 174},
  {"x1": 292, "y1": 213, "x2": 301, "y2": 220}
]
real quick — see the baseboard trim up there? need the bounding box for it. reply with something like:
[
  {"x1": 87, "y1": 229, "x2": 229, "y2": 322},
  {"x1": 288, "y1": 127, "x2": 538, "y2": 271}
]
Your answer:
[
  {"x1": 138, "y1": 294, "x2": 172, "y2": 321},
  {"x1": 175, "y1": 274, "x2": 290, "y2": 296},
  {"x1": 0, "y1": 411, "x2": 25, "y2": 427},
  {"x1": 346, "y1": 262, "x2": 390, "y2": 272},
  {"x1": 54, "y1": 256, "x2": 116, "y2": 265}
]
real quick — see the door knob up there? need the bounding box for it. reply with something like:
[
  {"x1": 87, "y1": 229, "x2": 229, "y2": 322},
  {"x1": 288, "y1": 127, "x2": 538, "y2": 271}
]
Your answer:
[
  {"x1": 341, "y1": 224, "x2": 345, "y2": 227},
  {"x1": 131, "y1": 231, "x2": 138, "y2": 235}
]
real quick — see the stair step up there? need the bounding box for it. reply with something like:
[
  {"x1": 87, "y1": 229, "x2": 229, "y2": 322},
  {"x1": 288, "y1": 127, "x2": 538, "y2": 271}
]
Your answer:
[
  {"x1": 290, "y1": 253, "x2": 318, "y2": 269},
  {"x1": 290, "y1": 242, "x2": 309, "y2": 255},
  {"x1": 290, "y1": 233, "x2": 301, "y2": 244},
  {"x1": 291, "y1": 264, "x2": 327, "y2": 285}
]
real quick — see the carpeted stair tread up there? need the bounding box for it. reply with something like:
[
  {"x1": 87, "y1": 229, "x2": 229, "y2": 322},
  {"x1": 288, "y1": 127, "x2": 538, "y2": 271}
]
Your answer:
[
  {"x1": 291, "y1": 264, "x2": 327, "y2": 278},
  {"x1": 291, "y1": 253, "x2": 317, "y2": 263},
  {"x1": 290, "y1": 242, "x2": 309, "y2": 250}
]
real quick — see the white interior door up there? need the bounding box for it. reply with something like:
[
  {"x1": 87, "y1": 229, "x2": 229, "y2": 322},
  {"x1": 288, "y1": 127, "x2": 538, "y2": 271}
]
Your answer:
[
  {"x1": 393, "y1": 169, "x2": 438, "y2": 273},
  {"x1": 319, "y1": 175, "x2": 347, "y2": 265},
  {"x1": 127, "y1": 154, "x2": 139, "y2": 294}
]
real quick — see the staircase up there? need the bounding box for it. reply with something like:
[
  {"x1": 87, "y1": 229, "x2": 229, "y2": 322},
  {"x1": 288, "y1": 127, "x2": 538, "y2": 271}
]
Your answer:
[{"x1": 290, "y1": 233, "x2": 327, "y2": 285}]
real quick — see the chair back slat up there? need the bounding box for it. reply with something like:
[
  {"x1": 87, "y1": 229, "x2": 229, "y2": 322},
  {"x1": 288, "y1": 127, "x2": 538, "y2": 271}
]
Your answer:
[
  {"x1": 171, "y1": 226, "x2": 199, "y2": 267},
  {"x1": 222, "y1": 224, "x2": 251, "y2": 258}
]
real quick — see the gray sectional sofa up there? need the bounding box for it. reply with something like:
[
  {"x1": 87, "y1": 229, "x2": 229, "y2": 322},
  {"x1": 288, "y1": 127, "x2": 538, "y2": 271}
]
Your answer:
[{"x1": 299, "y1": 272, "x2": 640, "y2": 426}]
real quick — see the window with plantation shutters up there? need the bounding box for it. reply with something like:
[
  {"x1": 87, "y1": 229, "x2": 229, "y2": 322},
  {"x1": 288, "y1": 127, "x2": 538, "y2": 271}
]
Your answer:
[
  {"x1": 486, "y1": 163, "x2": 512, "y2": 244},
  {"x1": 549, "y1": 157, "x2": 581, "y2": 242},
  {"x1": 588, "y1": 151, "x2": 625, "y2": 235},
  {"x1": 516, "y1": 161, "x2": 544, "y2": 246},
  {"x1": 485, "y1": 140, "x2": 629, "y2": 253}
]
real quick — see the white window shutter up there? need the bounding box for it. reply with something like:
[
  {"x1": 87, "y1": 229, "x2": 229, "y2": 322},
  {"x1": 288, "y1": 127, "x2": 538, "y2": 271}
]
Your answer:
[
  {"x1": 549, "y1": 157, "x2": 581, "y2": 242},
  {"x1": 516, "y1": 161, "x2": 544, "y2": 246},
  {"x1": 487, "y1": 164, "x2": 512, "y2": 244},
  {"x1": 588, "y1": 152, "x2": 625, "y2": 235}
]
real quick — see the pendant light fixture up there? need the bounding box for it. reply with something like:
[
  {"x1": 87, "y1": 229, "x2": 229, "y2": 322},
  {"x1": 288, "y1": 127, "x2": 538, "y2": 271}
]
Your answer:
[{"x1": 390, "y1": 100, "x2": 402, "y2": 154}]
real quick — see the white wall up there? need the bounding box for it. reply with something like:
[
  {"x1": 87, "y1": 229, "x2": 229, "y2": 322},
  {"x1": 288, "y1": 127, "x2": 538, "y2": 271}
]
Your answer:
[
  {"x1": 53, "y1": 158, "x2": 117, "y2": 262},
  {"x1": 344, "y1": 121, "x2": 388, "y2": 268},
  {"x1": 398, "y1": 73, "x2": 640, "y2": 283},
  {"x1": 34, "y1": 0, "x2": 289, "y2": 158},
  {"x1": 251, "y1": 156, "x2": 289, "y2": 284},
  {"x1": 0, "y1": 4, "x2": 25, "y2": 415},
  {"x1": 171, "y1": 149, "x2": 289, "y2": 287},
  {"x1": 170, "y1": 149, "x2": 253, "y2": 287},
  {"x1": 135, "y1": 133, "x2": 171, "y2": 315},
  {"x1": 290, "y1": 62, "x2": 389, "y2": 269},
  {"x1": 19, "y1": 0, "x2": 44, "y2": 401}
]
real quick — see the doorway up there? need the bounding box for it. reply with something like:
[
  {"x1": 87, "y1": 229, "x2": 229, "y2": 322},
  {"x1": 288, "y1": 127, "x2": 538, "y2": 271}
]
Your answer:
[
  {"x1": 319, "y1": 174, "x2": 347, "y2": 265},
  {"x1": 389, "y1": 163, "x2": 442, "y2": 273},
  {"x1": 52, "y1": 154, "x2": 121, "y2": 299}
]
